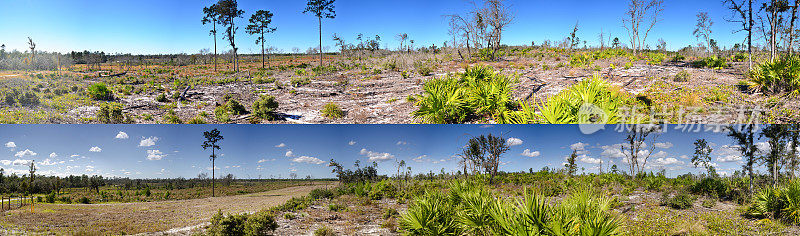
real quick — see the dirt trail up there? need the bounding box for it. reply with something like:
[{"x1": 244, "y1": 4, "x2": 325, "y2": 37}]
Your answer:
[{"x1": 0, "y1": 184, "x2": 333, "y2": 235}]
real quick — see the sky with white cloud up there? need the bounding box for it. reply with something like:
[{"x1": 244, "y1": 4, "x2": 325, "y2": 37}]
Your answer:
[{"x1": 0, "y1": 125, "x2": 785, "y2": 179}]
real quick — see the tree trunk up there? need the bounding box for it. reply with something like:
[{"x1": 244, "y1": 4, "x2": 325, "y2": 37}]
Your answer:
[
  {"x1": 749, "y1": 0, "x2": 754, "y2": 69},
  {"x1": 319, "y1": 17, "x2": 323, "y2": 67},
  {"x1": 212, "y1": 149, "x2": 215, "y2": 198},
  {"x1": 214, "y1": 23, "x2": 217, "y2": 72},
  {"x1": 261, "y1": 32, "x2": 266, "y2": 69}
]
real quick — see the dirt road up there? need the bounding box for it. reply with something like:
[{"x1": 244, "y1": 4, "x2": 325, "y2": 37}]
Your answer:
[{"x1": 0, "y1": 184, "x2": 332, "y2": 235}]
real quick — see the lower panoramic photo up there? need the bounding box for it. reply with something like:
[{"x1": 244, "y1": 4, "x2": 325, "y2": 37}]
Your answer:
[{"x1": 0, "y1": 124, "x2": 798, "y2": 235}]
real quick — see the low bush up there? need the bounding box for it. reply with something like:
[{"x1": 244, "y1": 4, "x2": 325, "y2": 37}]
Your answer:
[
  {"x1": 321, "y1": 103, "x2": 344, "y2": 119},
  {"x1": 412, "y1": 65, "x2": 516, "y2": 123},
  {"x1": 309, "y1": 188, "x2": 335, "y2": 200},
  {"x1": 252, "y1": 95, "x2": 279, "y2": 121},
  {"x1": 78, "y1": 196, "x2": 91, "y2": 204},
  {"x1": 506, "y1": 74, "x2": 635, "y2": 124},
  {"x1": 400, "y1": 181, "x2": 620, "y2": 235},
  {"x1": 414, "y1": 60, "x2": 436, "y2": 76},
  {"x1": 692, "y1": 56, "x2": 727, "y2": 69},
  {"x1": 661, "y1": 192, "x2": 695, "y2": 209},
  {"x1": 746, "y1": 180, "x2": 800, "y2": 225},
  {"x1": 162, "y1": 109, "x2": 183, "y2": 124},
  {"x1": 674, "y1": 70, "x2": 690, "y2": 82},
  {"x1": 749, "y1": 55, "x2": 800, "y2": 94},
  {"x1": 215, "y1": 99, "x2": 248, "y2": 122},
  {"x1": 314, "y1": 226, "x2": 336, "y2": 236},
  {"x1": 328, "y1": 203, "x2": 346, "y2": 212},
  {"x1": 88, "y1": 83, "x2": 114, "y2": 101},
  {"x1": 290, "y1": 77, "x2": 311, "y2": 87},
  {"x1": 96, "y1": 103, "x2": 124, "y2": 124},
  {"x1": 156, "y1": 93, "x2": 168, "y2": 102},
  {"x1": 208, "y1": 210, "x2": 278, "y2": 236}
]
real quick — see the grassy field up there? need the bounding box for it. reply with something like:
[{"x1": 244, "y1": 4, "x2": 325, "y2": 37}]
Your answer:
[{"x1": 0, "y1": 182, "x2": 334, "y2": 235}]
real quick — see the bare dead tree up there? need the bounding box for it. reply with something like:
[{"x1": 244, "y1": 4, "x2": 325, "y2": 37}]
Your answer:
[
  {"x1": 482, "y1": 0, "x2": 514, "y2": 60},
  {"x1": 622, "y1": 0, "x2": 664, "y2": 56},
  {"x1": 694, "y1": 11, "x2": 714, "y2": 55},
  {"x1": 788, "y1": 0, "x2": 799, "y2": 55},
  {"x1": 27, "y1": 37, "x2": 36, "y2": 70},
  {"x1": 724, "y1": 0, "x2": 756, "y2": 69},
  {"x1": 621, "y1": 124, "x2": 661, "y2": 179}
]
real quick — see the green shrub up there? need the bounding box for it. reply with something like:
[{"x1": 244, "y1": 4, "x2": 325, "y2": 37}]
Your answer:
[
  {"x1": 662, "y1": 192, "x2": 695, "y2": 210},
  {"x1": 412, "y1": 65, "x2": 516, "y2": 124},
  {"x1": 412, "y1": 76, "x2": 468, "y2": 124},
  {"x1": 156, "y1": 93, "x2": 168, "y2": 102},
  {"x1": 746, "y1": 180, "x2": 800, "y2": 225},
  {"x1": 187, "y1": 115, "x2": 206, "y2": 124},
  {"x1": 208, "y1": 210, "x2": 247, "y2": 236},
  {"x1": 674, "y1": 70, "x2": 690, "y2": 82},
  {"x1": 414, "y1": 60, "x2": 436, "y2": 76},
  {"x1": 506, "y1": 74, "x2": 634, "y2": 124},
  {"x1": 645, "y1": 52, "x2": 666, "y2": 65},
  {"x1": 314, "y1": 226, "x2": 336, "y2": 236},
  {"x1": 215, "y1": 99, "x2": 248, "y2": 122},
  {"x1": 252, "y1": 77, "x2": 275, "y2": 84},
  {"x1": 45, "y1": 192, "x2": 56, "y2": 203},
  {"x1": 78, "y1": 196, "x2": 91, "y2": 204},
  {"x1": 670, "y1": 54, "x2": 686, "y2": 62},
  {"x1": 162, "y1": 109, "x2": 183, "y2": 124},
  {"x1": 321, "y1": 103, "x2": 344, "y2": 119},
  {"x1": 244, "y1": 211, "x2": 278, "y2": 235},
  {"x1": 88, "y1": 83, "x2": 114, "y2": 101},
  {"x1": 749, "y1": 55, "x2": 800, "y2": 94},
  {"x1": 96, "y1": 103, "x2": 124, "y2": 124},
  {"x1": 570, "y1": 53, "x2": 594, "y2": 67},
  {"x1": 692, "y1": 56, "x2": 727, "y2": 69},
  {"x1": 383, "y1": 208, "x2": 399, "y2": 219},
  {"x1": 328, "y1": 203, "x2": 346, "y2": 212},
  {"x1": 252, "y1": 95, "x2": 279, "y2": 121},
  {"x1": 400, "y1": 181, "x2": 620, "y2": 235},
  {"x1": 290, "y1": 77, "x2": 311, "y2": 87},
  {"x1": 690, "y1": 178, "x2": 728, "y2": 198},
  {"x1": 310, "y1": 188, "x2": 335, "y2": 200}
]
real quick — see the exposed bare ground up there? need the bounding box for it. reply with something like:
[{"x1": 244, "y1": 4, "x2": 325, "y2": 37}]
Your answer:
[{"x1": 0, "y1": 184, "x2": 334, "y2": 235}]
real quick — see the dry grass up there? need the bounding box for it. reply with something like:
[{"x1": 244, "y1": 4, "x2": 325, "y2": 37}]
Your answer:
[{"x1": 0, "y1": 183, "x2": 334, "y2": 235}]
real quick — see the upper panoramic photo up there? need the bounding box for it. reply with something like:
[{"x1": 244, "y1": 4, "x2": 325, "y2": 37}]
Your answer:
[{"x1": 0, "y1": 0, "x2": 798, "y2": 124}]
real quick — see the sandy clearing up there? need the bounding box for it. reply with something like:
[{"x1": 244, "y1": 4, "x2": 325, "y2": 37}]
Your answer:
[{"x1": 0, "y1": 184, "x2": 334, "y2": 235}]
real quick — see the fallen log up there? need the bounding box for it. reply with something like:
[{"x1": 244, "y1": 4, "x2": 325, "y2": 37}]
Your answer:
[{"x1": 100, "y1": 72, "x2": 127, "y2": 78}]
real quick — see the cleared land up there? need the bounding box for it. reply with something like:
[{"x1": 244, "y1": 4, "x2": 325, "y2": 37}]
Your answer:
[
  {"x1": 0, "y1": 183, "x2": 333, "y2": 235},
  {"x1": 1, "y1": 49, "x2": 797, "y2": 124}
]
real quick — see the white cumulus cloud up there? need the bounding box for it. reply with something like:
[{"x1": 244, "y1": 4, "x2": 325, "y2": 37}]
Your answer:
[
  {"x1": 49, "y1": 152, "x2": 57, "y2": 158},
  {"x1": 348, "y1": 140, "x2": 356, "y2": 146},
  {"x1": 139, "y1": 137, "x2": 159, "y2": 147},
  {"x1": 89, "y1": 146, "x2": 102, "y2": 152},
  {"x1": 506, "y1": 137, "x2": 523, "y2": 147},
  {"x1": 275, "y1": 143, "x2": 286, "y2": 148},
  {"x1": 285, "y1": 150, "x2": 295, "y2": 157},
  {"x1": 115, "y1": 131, "x2": 129, "y2": 139},
  {"x1": 521, "y1": 149, "x2": 540, "y2": 157},
  {"x1": 4, "y1": 142, "x2": 16, "y2": 148},
  {"x1": 146, "y1": 150, "x2": 166, "y2": 160},
  {"x1": 654, "y1": 142, "x2": 673, "y2": 149},
  {"x1": 14, "y1": 149, "x2": 37, "y2": 158},
  {"x1": 580, "y1": 157, "x2": 602, "y2": 164},
  {"x1": 360, "y1": 148, "x2": 395, "y2": 162},
  {"x1": 292, "y1": 156, "x2": 325, "y2": 165}
]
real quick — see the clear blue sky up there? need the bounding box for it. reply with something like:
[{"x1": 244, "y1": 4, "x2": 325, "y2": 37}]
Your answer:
[
  {"x1": 0, "y1": 0, "x2": 745, "y2": 54},
  {"x1": 0, "y1": 124, "x2": 773, "y2": 179}
]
